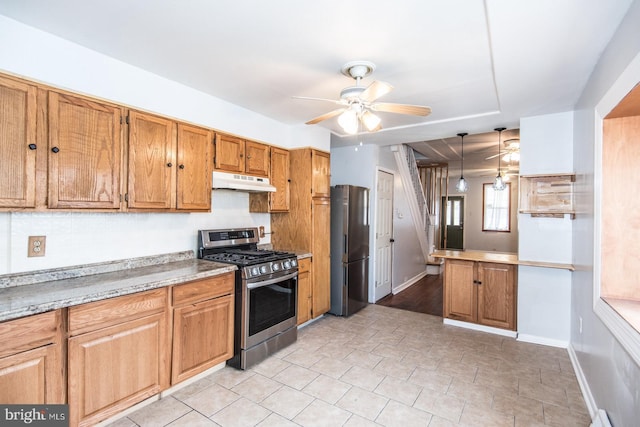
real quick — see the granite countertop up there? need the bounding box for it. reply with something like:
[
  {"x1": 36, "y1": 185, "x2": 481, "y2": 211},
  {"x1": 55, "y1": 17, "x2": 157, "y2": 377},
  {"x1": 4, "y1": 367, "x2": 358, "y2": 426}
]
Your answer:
[{"x1": 0, "y1": 251, "x2": 236, "y2": 322}]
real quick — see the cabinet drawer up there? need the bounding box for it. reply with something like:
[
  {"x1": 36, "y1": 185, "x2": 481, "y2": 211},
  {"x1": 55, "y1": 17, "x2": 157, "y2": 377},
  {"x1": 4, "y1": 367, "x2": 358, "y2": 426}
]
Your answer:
[
  {"x1": 0, "y1": 311, "x2": 60, "y2": 358},
  {"x1": 298, "y1": 258, "x2": 311, "y2": 273},
  {"x1": 68, "y1": 288, "x2": 167, "y2": 336},
  {"x1": 172, "y1": 272, "x2": 234, "y2": 307}
]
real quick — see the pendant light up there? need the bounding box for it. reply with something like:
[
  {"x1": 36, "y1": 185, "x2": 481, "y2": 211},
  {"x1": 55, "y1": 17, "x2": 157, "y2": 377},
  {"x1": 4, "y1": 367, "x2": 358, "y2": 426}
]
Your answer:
[
  {"x1": 493, "y1": 127, "x2": 507, "y2": 191},
  {"x1": 455, "y1": 132, "x2": 468, "y2": 192}
]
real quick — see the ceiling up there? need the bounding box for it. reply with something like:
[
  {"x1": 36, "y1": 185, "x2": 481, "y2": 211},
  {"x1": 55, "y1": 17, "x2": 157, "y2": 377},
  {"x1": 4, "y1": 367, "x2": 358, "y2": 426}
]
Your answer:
[{"x1": 0, "y1": 0, "x2": 633, "y2": 176}]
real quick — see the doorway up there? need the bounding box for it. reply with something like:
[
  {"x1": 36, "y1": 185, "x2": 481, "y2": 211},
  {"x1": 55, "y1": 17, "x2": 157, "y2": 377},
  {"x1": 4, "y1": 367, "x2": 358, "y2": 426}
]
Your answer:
[
  {"x1": 441, "y1": 196, "x2": 464, "y2": 249},
  {"x1": 374, "y1": 169, "x2": 394, "y2": 301}
]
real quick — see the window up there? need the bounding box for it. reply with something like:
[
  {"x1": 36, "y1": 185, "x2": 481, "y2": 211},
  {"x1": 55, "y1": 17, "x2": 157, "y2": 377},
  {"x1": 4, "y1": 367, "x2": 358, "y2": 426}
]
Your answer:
[{"x1": 482, "y1": 183, "x2": 511, "y2": 232}]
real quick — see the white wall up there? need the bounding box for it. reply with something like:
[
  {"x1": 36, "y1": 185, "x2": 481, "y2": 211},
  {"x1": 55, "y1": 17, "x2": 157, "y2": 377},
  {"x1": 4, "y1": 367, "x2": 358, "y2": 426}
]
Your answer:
[
  {"x1": 571, "y1": 0, "x2": 640, "y2": 424},
  {"x1": 0, "y1": 17, "x2": 330, "y2": 274},
  {"x1": 331, "y1": 144, "x2": 426, "y2": 300},
  {"x1": 516, "y1": 111, "x2": 574, "y2": 346},
  {"x1": 447, "y1": 176, "x2": 518, "y2": 253}
]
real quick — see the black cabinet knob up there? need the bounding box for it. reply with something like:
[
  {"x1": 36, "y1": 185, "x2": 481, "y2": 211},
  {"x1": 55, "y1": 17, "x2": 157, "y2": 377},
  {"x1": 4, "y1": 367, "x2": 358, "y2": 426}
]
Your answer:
[
  {"x1": 167, "y1": 162, "x2": 172, "y2": 167},
  {"x1": 179, "y1": 164, "x2": 185, "y2": 169},
  {"x1": 51, "y1": 147, "x2": 60, "y2": 153},
  {"x1": 28, "y1": 143, "x2": 37, "y2": 150}
]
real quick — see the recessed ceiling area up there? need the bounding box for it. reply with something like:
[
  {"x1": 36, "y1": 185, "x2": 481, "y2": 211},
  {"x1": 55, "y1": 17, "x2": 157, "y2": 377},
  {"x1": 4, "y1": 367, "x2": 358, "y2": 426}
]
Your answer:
[{"x1": 409, "y1": 128, "x2": 520, "y2": 178}]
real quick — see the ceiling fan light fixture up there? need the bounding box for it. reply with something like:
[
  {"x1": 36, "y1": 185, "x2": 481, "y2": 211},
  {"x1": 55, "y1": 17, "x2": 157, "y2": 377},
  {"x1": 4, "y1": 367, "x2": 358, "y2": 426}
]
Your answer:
[
  {"x1": 361, "y1": 110, "x2": 382, "y2": 132},
  {"x1": 456, "y1": 132, "x2": 468, "y2": 193},
  {"x1": 493, "y1": 127, "x2": 507, "y2": 191},
  {"x1": 338, "y1": 109, "x2": 359, "y2": 134}
]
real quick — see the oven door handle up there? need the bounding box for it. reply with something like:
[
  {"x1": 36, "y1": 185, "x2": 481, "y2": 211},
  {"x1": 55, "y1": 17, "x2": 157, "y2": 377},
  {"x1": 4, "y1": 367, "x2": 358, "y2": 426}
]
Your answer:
[{"x1": 247, "y1": 271, "x2": 298, "y2": 289}]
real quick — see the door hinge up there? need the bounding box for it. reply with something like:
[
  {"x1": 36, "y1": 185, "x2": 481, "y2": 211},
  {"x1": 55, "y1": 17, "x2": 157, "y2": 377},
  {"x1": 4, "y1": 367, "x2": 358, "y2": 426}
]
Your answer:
[
  {"x1": 120, "y1": 116, "x2": 123, "y2": 125},
  {"x1": 124, "y1": 193, "x2": 129, "y2": 202},
  {"x1": 125, "y1": 115, "x2": 130, "y2": 125}
]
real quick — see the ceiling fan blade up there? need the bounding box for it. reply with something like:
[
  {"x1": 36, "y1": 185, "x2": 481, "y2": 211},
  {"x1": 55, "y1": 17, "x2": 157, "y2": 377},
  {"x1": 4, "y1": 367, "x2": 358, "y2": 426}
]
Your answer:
[
  {"x1": 372, "y1": 102, "x2": 432, "y2": 116},
  {"x1": 293, "y1": 95, "x2": 345, "y2": 105},
  {"x1": 485, "y1": 153, "x2": 501, "y2": 160},
  {"x1": 359, "y1": 81, "x2": 394, "y2": 102},
  {"x1": 305, "y1": 108, "x2": 346, "y2": 125}
]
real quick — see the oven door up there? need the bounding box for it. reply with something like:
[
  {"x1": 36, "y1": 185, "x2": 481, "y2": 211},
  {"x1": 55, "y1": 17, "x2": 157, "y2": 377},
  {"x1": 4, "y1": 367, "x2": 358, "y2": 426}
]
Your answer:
[{"x1": 242, "y1": 271, "x2": 298, "y2": 350}]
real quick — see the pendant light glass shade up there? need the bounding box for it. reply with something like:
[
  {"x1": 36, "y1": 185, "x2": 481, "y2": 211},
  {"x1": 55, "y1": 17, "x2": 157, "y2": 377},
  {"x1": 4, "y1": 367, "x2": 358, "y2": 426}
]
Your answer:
[
  {"x1": 493, "y1": 127, "x2": 507, "y2": 191},
  {"x1": 456, "y1": 132, "x2": 468, "y2": 193}
]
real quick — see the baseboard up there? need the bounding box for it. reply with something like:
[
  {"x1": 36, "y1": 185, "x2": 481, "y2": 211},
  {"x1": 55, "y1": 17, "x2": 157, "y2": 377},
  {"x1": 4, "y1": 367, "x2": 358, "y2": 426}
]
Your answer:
[
  {"x1": 426, "y1": 264, "x2": 442, "y2": 275},
  {"x1": 567, "y1": 344, "x2": 598, "y2": 419},
  {"x1": 392, "y1": 269, "x2": 428, "y2": 294},
  {"x1": 517, "y1": 333, "x2": 568, "y2": 348},
  {"x1": 443, "y1": 318, "x2": 518, "y2": 338}
]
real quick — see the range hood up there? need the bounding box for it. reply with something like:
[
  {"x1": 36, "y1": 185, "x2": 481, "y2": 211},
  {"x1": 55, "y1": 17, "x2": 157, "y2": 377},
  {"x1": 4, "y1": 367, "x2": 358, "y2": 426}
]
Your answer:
[{"x1": 212, "y1": 171, "x2": 276, "y2": 192}]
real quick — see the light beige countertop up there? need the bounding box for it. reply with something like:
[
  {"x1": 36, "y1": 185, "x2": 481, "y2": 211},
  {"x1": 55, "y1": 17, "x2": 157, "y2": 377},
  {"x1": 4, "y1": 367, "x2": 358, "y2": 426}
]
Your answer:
[
  {"x1": 431, "y1": 249, "x2": 574, "y2": 271},
  {"x1": 0, "y1": 251, "x2": 236, "y2": 322}
]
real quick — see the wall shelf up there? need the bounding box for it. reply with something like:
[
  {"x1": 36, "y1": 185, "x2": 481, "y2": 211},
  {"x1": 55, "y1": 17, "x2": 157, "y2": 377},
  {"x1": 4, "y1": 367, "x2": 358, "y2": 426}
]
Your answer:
[{"x1": 519, "y1": 173, "x2": 575, "y2": 219}]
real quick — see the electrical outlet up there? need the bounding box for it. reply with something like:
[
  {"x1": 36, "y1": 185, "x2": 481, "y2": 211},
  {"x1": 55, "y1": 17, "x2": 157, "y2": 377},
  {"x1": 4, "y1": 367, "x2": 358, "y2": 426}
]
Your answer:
[
  {"x1": 28, "y1": 236, "x2": 46, "y2": 257},
  {"x1": 259, "y1": 226, "x2": 265, "y2": 238},
  {"x1": 579, "y1": 316, "x2": 583, "y2": 334}
]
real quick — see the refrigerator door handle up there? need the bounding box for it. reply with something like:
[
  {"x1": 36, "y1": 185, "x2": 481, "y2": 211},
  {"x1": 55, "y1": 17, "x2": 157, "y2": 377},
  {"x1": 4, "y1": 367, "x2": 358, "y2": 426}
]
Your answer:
[
  {"x1": 343, "y1": 266, "x2": 348, "y2": 286},
  {"x1": 343, "y1": 234, "x2": 348, "y2": 255}
]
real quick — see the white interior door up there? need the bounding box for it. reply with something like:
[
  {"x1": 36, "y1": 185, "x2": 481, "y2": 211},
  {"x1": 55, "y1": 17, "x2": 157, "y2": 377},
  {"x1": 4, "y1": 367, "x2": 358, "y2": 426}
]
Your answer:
[{"x1": 375, "y1": 170, "x2": 394, "y2": 301}]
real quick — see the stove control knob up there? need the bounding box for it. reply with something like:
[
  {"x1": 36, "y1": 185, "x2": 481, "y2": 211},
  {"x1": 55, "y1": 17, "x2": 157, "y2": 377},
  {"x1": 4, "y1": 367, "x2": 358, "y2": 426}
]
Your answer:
[
  {"x1": 272, "y1": 262, "x2": 281, "y2": 271},
  {"x1": 251, "y1": 267, "x2": 260, "y2": 277},
  {"x1": 260, "y1": 265, "x2": 268, "y2": 274},
  {"x1": 291, "y1": 259, "x2": 297, "y2": 267},
  {"x1": 283, "y1": 260, "x2": 291, "y2": 269}
]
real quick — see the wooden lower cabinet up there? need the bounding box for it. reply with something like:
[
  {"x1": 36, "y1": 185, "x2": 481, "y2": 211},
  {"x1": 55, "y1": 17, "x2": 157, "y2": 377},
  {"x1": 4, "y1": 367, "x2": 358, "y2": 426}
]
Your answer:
[
  {"x1": 296, "y1": 258, "x2": 312, "y2": 325},
  {"x1": 444, "y1": 259, "x2": 517, "y2": 331},
  {"x1": 0, "y1": 310, "x2": 64, "y2": 404},
  {"x1": 171, "y1": 273, "x2": 234, "y2": 384},
  {"x1": 67, "y1": 289, "x2": 169, "y2": 427}
]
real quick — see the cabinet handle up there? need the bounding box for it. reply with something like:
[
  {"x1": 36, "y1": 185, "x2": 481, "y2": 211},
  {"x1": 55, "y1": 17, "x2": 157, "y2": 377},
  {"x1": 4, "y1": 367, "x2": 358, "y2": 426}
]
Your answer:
[
  {"x1": 28, "y1": 143, "x2": 37, "y2": 150},
  {"x1": 167, "y1": 162, "x2": 173, "y2": 167},
  {"x1": 246, "y1": 155, "x2": 251, "y2": 159},
  {"x1": 179, "y1": 164, "x2": 185, "y2": 169},
  {"x1": 51, "y1": 147, "x2": 60, "y2": 153}
]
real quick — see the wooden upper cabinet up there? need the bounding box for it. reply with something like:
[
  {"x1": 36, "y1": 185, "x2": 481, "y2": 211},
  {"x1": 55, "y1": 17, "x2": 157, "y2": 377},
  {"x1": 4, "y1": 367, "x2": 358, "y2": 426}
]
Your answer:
[
  {"x1": 176, "y1": 124, "x2": 213, "y2": 211},
  {"x1": 269, "y1": 147, "x2": 290, "y2": 211},
  {"x1": 0, "y1": 75, "x2": 38, "y2": 208},
  {"x1": 127, "y1": 111, "x2": 176, "y2": 209},
  {"x1": 214, "y1": 134, "x2": 244, "y2": 173},
  {"x1": 245, "y1": 140, "x2": 270, "y2": 177},
  {"x1": 249, "y1": 146, "x2": 290, "y2": 213},
  {"x1": 215, "y1": 134, "x2": 269, "y2": 177},
  {"x1": 48, "y1": 91, "x2": 123, "y2": 209},
  {"x1": 311, "y1": 150, "x2": 331, "y2": 197}
]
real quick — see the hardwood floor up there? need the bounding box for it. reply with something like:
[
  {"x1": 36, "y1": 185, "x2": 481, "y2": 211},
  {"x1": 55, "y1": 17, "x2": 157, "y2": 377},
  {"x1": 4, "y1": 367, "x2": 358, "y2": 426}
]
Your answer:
[{"x1": 376, "y1": 273, "x2": 443, "y2": 317}]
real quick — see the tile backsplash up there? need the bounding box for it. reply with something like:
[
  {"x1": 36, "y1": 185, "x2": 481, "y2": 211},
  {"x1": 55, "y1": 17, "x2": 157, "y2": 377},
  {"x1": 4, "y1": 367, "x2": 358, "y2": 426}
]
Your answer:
[{"x1": 1, "y1": 190, "x2": 270, "y2": 275}]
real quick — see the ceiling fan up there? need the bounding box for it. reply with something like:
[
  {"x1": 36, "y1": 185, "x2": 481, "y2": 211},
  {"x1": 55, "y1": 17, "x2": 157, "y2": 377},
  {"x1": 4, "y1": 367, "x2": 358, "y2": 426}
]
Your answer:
[
  {"x1": 295, "y1": 61, "x2": 432, "y2": 134},
  {"x1": 486, "y1": 138, "x2": 520, "y2": 163}
]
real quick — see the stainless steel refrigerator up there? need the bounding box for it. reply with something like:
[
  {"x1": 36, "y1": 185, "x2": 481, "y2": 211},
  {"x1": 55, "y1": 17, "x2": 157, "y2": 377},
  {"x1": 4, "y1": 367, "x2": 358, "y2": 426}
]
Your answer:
[{"x1": 330, "y1": 185, "x2": 370, "y2": 316}]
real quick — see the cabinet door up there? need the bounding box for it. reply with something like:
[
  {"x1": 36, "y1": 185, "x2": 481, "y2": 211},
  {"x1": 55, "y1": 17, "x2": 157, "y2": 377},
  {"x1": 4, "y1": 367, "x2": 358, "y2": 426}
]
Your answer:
[
  {"x1": 68, "y1": 312, "x2": 168, "y2": 427},
  {"x1": 444, "y1": 259, "x2": 476, "y2": 323},
  {"x1": 296, "y1": 259, "x2": 312, "y2": 325},
  {"x1": 176, "y1": 124, "x2": 212, "y2": 211},
  {"x1": 269, "y1": 147, "x2": 290, "y2": 211},
  {"x1": 127, "y1": 111, "x2": 176, "y2": 209},
  {"x1": 312, "y1": 198, "x2": 331, "y2": 317},
  {"x1": 311, "y1": 150, "x2": 331, "y2": 198},
  {"x1": 171, "y1": 294, "x2": 233, "y2": 384},
  {"x1": 0, "y1": 75, "x2": 37, "y2": 208},
  {"x1": 0, "y1": 344, "x2": 60, "y2": 404},
  {"x1": 477, "y1": 262, "x2": 516, "y2": 330},
  {"x1": 214, "y1": 134, "x2": 244, "y2": 173},
  {"x1": 48, "y1": 92, "x2": 123, "y2": 209},
  {"x1": 245, "y1": 140, "x2": 270, "y2": 177}
]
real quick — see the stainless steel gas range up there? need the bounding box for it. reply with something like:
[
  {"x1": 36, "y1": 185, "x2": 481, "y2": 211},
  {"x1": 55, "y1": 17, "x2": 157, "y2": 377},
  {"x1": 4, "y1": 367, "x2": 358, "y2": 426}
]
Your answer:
[{"x1": 198, "y1": 227, "x2": 298, "y2": 370}]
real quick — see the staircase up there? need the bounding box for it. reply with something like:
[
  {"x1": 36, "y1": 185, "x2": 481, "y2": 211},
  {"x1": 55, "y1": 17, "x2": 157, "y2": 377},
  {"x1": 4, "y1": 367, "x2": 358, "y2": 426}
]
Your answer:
[{"x1": 391, "y1": 144, "x2": 435, "y2": 264}]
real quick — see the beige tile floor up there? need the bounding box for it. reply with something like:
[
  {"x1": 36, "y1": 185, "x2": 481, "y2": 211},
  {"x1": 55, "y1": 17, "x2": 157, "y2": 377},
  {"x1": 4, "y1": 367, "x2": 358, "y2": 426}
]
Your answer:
[{"x1": 106, "y1": 305, "x2": 591, "y2": 427}]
